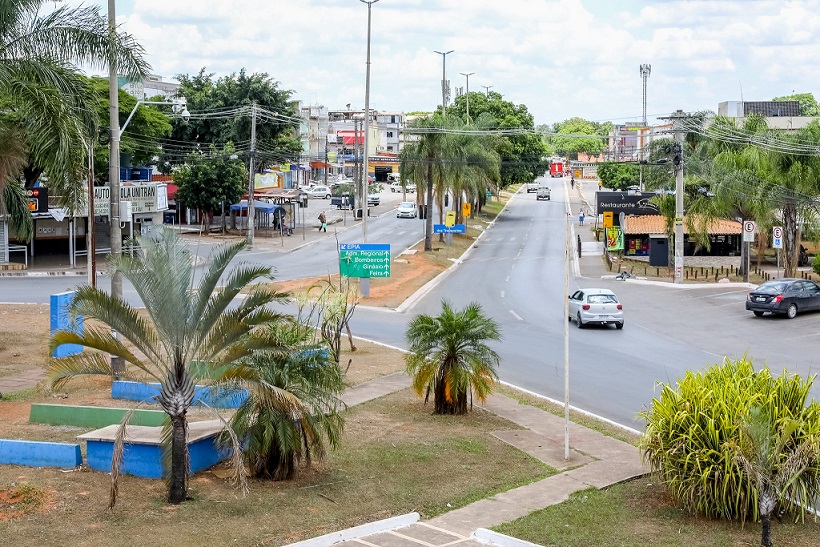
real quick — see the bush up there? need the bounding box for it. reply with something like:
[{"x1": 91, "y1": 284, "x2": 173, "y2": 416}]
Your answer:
[
  {"x1": 812, "y1": 253, "x2": 820, "y2": 275},
  {"x1": 639, "y1": 357, "x2": 820, "y2": 521}
]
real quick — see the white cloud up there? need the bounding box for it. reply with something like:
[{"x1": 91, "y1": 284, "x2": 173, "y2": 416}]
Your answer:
[{"x1": 73, "y1": 0, "x2": 820, "y2": 125}]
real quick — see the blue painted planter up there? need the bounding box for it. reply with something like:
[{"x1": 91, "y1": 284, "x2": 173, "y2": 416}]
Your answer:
[
  {"x1": 0, "y1": 439, "x2": 82, "y2": 468},
  {"x1": 78, "y1": 420, "x2": 230, "y2": 479},
  {"x1": 111, "y1": 381, "x2": 248, "y2": 409}
]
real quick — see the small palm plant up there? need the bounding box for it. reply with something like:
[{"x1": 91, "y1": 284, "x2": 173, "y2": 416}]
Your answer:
[
  {"x1": 49, "y1": 227, "x2": 288, "y2": 504},
  {"x1": 735, "y1": 406, "x2": 820, "y2": 547},
  {"x1": 405, "y1": 300, "x2": 502, "y2": 415},
  {"x1": 219, "y1": 321, "x2": 345, "y2": 480}
]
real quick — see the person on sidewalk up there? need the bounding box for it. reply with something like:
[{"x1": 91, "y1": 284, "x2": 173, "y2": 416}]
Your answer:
[
  {"x1": 598, "y1": 181, "x2": 602, "y2": 191},
  {"x1": 571, "y1": 178, "x2": 575, "y2": 189},
  {"x1": 318, "y1": 211, "x2": 327, "y2": 232},
  {"x1": 579, "y1": 209, "x2": 585, "y2": 226}
]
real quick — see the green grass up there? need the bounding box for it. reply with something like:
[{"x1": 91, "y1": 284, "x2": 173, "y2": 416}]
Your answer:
[
  {"x1": 494, "y1": 478, "x2": 820, "y2": 547},
  {"x1": 0, "y1": 387, "x2": 40, "y2": 401}
]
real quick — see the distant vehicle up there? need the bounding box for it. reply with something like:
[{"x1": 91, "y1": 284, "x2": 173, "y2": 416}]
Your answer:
[
  {"x1": 549, "y1": 161, "x2": 564, "y2": 178},
  {"x1": 396, "y1": 201, "x2": 417, "y2": 218},
  {"x1": 568, "y1": 288, "x2": 624, "y2": 329},
  {"x1": 745, "y1": 278, "x2": 820, "y2": 318},
  {"x1": 390, "y1": 181, "x2": 416, "y2": 193},
  {"x1": 306, "y1": 185, "x2": 332, "y2": 199},
  {"x1": 536, "y1": 186, "x2": 551, "y2": 201},
  {"x1": 367, "y1": 184, "x2": 381, "y2": 206},
  {"x1": 526, "y1": 181, "x2": 539, "y2": 193}
]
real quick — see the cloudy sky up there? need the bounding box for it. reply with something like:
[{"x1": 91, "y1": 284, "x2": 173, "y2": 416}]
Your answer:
[{"x1": 74, "y1": 0, "x2": 819, "y2": 126}]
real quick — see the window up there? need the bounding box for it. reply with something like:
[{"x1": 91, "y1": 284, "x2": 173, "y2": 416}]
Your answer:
[{"x1": 387, "y1": 131, "x2": 393, "y2": 138}]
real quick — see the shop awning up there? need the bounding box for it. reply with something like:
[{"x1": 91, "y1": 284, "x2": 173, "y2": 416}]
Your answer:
[
  {"x1": 230, "y1": 200, "x2": 284, "y2": 215},
  {"x1": 310, "y1": 161, "x2": 331, "y2": 169}
]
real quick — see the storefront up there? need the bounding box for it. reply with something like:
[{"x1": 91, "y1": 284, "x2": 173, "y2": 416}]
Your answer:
[{"x1": 621, "y1": 215, "x2": 742, "y2": 257}]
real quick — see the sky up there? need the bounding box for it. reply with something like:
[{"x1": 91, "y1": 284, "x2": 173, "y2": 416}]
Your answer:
[{"x1": 72, "y1": 0, "x2": 820, "y2": 126}]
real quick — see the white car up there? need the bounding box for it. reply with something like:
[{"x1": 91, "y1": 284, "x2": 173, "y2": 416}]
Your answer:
[
  {"x1": 390, "y1": 181, "x2": 416, "y2": 193},
  {"x1": 306, "y1": 185, "x2": 332, "y2": 199},
  {"x1": 396, "y1": 201, "x2": 417, "y2": 218},
  {"x1": 367, "y1": 192, "x2": 381, "y2": 206},
  {"x1": 568, "y1": 288, "x2": 624, "y2": 329}
]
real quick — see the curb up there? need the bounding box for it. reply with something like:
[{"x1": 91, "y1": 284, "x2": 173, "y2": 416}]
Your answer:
[
  {"x1": 284, "y1": 512, "x2": 420, "y2": 547},
  {"x1": 473, "y1": 528, "x2": 542, "y2": 547}
]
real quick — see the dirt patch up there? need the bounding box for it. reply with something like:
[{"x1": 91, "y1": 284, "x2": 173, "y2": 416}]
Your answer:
[{"x1": 0, "y1": 305, "x2": 50, "y2": 382}]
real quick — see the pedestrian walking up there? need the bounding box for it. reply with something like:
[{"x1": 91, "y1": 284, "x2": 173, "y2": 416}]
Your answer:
[
  {"x1": 570, "y1": 178, "x2": 575, "y2": 189},
  {"x1": 579, "y1": 209, "x2": 585, "y2": 226},
  {"x1": 598, "y1": 181, "x2": 602, "y2": 191},
  {"x1": 318, "y1": 211, "x2": 327, "y2": 232}
]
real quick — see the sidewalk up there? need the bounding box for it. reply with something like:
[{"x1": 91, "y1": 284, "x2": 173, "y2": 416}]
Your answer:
[{"x1": 288, "y1": 370, "x2": 643, "y2": 547}]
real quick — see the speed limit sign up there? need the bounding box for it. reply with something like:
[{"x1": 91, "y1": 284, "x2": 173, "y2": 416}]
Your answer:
[
  {"x1": 743, "y1": 220, "x2": 756, "y2": 242},
  {"x1": 773, "y1": 226, "x2": 783, "y2": 249}
]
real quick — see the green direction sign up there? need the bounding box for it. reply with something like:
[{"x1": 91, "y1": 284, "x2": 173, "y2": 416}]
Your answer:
[{"x1": 339, "y1": 243, "x2": 391, "y2": 278}]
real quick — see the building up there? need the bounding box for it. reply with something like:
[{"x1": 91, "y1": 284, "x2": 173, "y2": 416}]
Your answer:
[
  {"x1": 718, "y1": 100, "x2": 800, "y2": 118},
  {"x1": 120, "y1": 74, "x2": 180, "y2": 100}
]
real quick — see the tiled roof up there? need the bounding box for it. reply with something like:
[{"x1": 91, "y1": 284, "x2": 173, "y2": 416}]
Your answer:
[{"x1": 622, "y1": 215, "x2": 742, "y2": 235}]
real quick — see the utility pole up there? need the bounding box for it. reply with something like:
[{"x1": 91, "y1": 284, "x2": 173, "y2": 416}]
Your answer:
[
  {"x1": 563, "y1": 209, "x2": 571, "y2": 459},
  {"x1": 639, "y1": 64, "x2": 651, "y2": 126},
  {"x1": 662, "y1": 109, "x2": 686, "y2": 284},
  {"x1": 482, "y1": 84, "x2": 493, "y2": 97},
  {"x1": 433, "y1": 49, "x2": 454, "y2": 116},
  {"x1": 247, "y1": 101, "x2": 257, "y2": 246},
  {"x1": 361, "y1": 0, "x2": 378, "y2": 245},
  {"x1": 639, "y1": 64, "x2": 651, "y2": 192},
  {"x1": 460, "y1": 72, "x2": 474, "y2": 123},
  {"x1": 86, "y1": 142, "x2": 96, "y2": 288}
]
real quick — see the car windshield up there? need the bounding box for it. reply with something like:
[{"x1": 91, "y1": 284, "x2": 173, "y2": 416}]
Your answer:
[
  {"x1": 588, "y1": 294, "x2": 617, "y2": 304},
  {"x1": 755, "y1": 281, "x2": 789, "y2": 294},
  {"x1": 400, "y1": 202, "x2": 414, "y2": 208}
]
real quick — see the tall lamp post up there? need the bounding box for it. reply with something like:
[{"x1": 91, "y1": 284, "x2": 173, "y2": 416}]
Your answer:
[
  {"x1": 360, "y1": 0, "x2": 378, "y2": 246},
  {"x1": 460, "y1": 72, "x2": 474, "y2": 123},
  {"x1": 107, "y1": 0, "x2": 121, "y2": 304},
  {"x1": 433, "y1": 49, "x2": 454, "y2": 116},
  {"x1": 482, "y1": 84, "x2": 493, "y2": 97}
]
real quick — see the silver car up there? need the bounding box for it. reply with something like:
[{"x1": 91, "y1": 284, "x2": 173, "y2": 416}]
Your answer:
[
  {"x1": 568, "y1": 288, "x2": 624, "y2": 329},
  {"x1": 396, "y1": 201, "x2": 417, "y2": 218}
]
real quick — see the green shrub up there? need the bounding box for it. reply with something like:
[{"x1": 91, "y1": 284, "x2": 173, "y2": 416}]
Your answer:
[
  {"x1": 639, "y1": 357, "x2": 820, "y2": 522},
  {"x1": 812, "y1": 253, "x2": 820, "y2": 275}
]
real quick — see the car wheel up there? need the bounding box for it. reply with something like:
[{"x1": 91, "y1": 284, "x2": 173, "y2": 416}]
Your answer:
[
  {"x1": 615, "y1": 322, "x2": 624, "y2": 330},
  {"x1": 576, "y1": 313, "x2": 584, "y2": 328},
  {"x1": 753, "y1": 311, "x2": 764, "y2": 317},
  {"x1": 787, "y1": 303, "x2": 798, "y2": 319},
  {"x1": 325, "y1": 194, "x2": 331, "y2": 199}
]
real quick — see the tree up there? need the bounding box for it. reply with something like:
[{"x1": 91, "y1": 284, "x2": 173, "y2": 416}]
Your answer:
[
  {"x1": 0, "y1": 121, "x2": 30, "y2": 240},
  {"x1": 405, "y1": 300, "x2": 502, "y2": 415},
  {"x1": 550, "y1": 117, "x2": 608, "y2": 159},
  {"x1": 0, "y1": 0, "x2": 149, "y2": 211},
  {"x1": 735, "y1": 406, "x2": 820, "y2": 547},
  {"x1": 218, "y1": 321, "x2": 345, "y2": 480},
  {"x1": 772, "y1": 93, "x2": 819, "y2": 117},
  {"x1": 596, "y1": 162, "x2": 638, "y2": 191},
  {"x1": 165, "y1": 68, "x2": 301, "y2": 172},
  {"x1": 49, "y1": 227, "x2": 288, "y2": 504},
  {"x1": 173, "y1": 143, "x2": 246, "y2": 222}
]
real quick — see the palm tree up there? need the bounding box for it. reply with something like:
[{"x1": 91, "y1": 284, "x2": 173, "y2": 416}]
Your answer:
[
  {"x1": 405, "y1": 300, "x2": 502, "y2": 415},
  {"x1": 735, "y1": 406, "x2": 820, "y2": 547},
  {"x1": 0, "y1": 0, "x2": 149, "y2": 211},
  {"x1": 218, "y1": 321, "x2": 345, "y2": 480},
  {"x1": 49, "y1": 227, "x2": 288, "y2": 504},
  {"x1": 0, "y1": 121, "x2": 31, "y2": 240}
]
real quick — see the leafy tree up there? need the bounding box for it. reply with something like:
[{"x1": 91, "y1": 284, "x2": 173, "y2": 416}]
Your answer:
[
  {"x1": 49, "y1": 228, "x2": 288, "y2": 504},
  {"x1": 0, "y1": 0, "x2": 149, "y2": 212},
  {"x1": 640, "y1": 358, "x2": 820, "y2": 523},
  {"x1": 772, "y1": 92, "x2": 819, "y2": 116},
  {"x1": 596, "y1": 162, "x2": 638, "y2": 191},
  {"x1": 0, "y1": 122, "x2": 30, "y2": 239},
  {"x1": 550, "y1": 117, "x2": 608, "y2": 159},
  {"x1": 166, "y1": 68, "x2": 301, "y2": 171},
  {"x1": 218, "y1": 321, "x2": 345, "y2": 480},
  {"x1": 173, "y1": 143, "x2": 246, "y2": 222},
  {"x1": 405, "y1": 300, "x2": 502, "y2": 415},
  {"x1": 735, "y1": 406, "x2": 820, "y2": 547}
]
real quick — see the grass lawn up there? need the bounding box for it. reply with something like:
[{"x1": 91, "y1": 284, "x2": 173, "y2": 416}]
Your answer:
[{"x1": 494, "y1": 478, "x2": 820, "y2": 547}]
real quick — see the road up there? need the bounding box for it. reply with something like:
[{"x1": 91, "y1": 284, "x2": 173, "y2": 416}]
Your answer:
[{"x1": 4, "y1": 180, "x2": 819, "y2": 429}]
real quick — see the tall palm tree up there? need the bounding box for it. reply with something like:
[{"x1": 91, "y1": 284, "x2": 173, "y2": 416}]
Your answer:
[
  {"x1": 49, "y1": 227, "x2": 288, "y2": 504},
  {"x1": 0, "y1": 121, "x2": 31, "y2": 240},
  {"x1": 735, "y1": 406, "x2": 820, "y2": 547},
  {"x1": 218, "y1": 321, "x2": 345, "y2": 480},
  {"x1": 405, "y1": 300, "x2": 502, "y2": 415},
  {"x1": 0, "y1": 0, "x2": 149, "y2": 211}
]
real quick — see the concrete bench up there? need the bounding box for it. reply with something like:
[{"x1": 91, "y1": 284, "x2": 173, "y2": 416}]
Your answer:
[
  {"x1": 111, "y1": 380, "x2": 248, "y2": 409},
  {"x1": 77, "y1": 419, "x2": 229, "y2": 479},
  {"x1": 0, "y1": 439, "x2": 82, "y2": 468},
  {"x1": 29, "y1": 403, "x2": 166, "y2": 429}
]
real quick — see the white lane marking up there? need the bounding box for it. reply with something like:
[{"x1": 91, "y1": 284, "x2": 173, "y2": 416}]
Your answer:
[
  {"x1": 501, "y1": 290, "x2": 505, "y2": 298},
  {"x1": 505, "y1": 276, "x2": 510, "y2": 282},
  {"x1": 684, "y1": 289, "x2": 749, "y2": 300},
  {"x1": 509, "y1": 310, "x2": 523, "y2": 321}
]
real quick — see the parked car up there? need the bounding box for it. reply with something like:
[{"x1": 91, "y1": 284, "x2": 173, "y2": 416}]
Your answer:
[
  {"x1": 396, "y1": 201, "x2": 417, "y2": 218},
  {"x1": 306, "y1": 185, "x2": 332, "y2": 199},
  {"x1": 745, "y1": 278, "x2": 820, "y2": 318},
  {"x1": 568, "y1": 288, "x2": 624, "y2": 329},
  {"x1": 390, "y1": 181, "x2": 416, "y2": 193},
  {"x1": 367, "y1": 185, "x2": 381, "y2": 206}
]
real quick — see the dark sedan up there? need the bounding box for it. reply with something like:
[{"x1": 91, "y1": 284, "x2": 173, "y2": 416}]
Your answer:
[{"x1": 746, "y1": 278, "x2": 820, "y2": 318}]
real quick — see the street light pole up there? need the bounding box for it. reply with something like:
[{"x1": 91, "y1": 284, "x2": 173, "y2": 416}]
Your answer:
[
  {"x1": 482, "y1": 84, "x2": 493, "y2": 97},
  {"x1": 247, "y1": 102, "x2": 257, "y2": 246},
  {"x1": 433, "y1": 49, "x2": 454, "y2": 116},
  {"x1": 360, "y1": 0, "x2": 379, "y2": 245},
  {"x1": 460, "y1": 72, "x2": 474, "y2": 123},
  {"x1": 107, "y1": 0, "x2": 121, "y2": 301}
]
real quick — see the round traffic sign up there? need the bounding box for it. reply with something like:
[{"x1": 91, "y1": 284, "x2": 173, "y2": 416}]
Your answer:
[
  {"x1": 743, "y1": 221, "x2": 756, "y2": 233},
  {"x1": 773, "y1": 226, "x2": 783, "y2": 239}
]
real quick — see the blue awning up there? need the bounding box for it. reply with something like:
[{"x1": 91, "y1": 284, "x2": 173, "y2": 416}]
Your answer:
[{"x1": 230, "y1": 200, "x2": 284, "y2": 214}]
